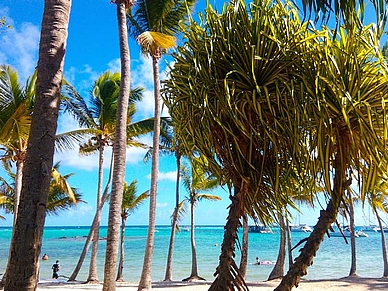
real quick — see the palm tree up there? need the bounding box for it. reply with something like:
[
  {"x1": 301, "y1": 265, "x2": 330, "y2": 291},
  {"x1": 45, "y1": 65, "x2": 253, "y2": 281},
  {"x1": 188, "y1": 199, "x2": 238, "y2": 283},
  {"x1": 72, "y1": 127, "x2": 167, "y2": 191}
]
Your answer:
[
  {"x1": 0, "y1": 65, "x2": 34, "y2": 225},
  {"x1": 116, "y1": 180, "x2": 149, "y2": 282},
  {"x1": 102, "y1": 1, "x2": 133, "y2": 290},
  {"x1": 63, "y1": 70, "x2": 151, "y2": 282},
  {"x1": 0, "y1": 65, "x2": 90, "y2": 226},
  {"x1": 126, "y1": 1, "x2": 196, "y2": 289},
  {"x1": 0, "y1": 161, "x2": 83, "y2": 216},
  {"x1": 180, "y1": 157, "x2": 221, "y2": 282},
  {"x1": 3, "y1": 0, "x2": 71, "y2": 289}
]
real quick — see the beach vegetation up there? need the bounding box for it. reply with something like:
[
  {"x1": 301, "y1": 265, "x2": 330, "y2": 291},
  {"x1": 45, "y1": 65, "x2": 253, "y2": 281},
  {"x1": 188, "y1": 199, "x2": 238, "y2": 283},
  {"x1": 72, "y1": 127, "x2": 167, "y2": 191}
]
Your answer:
[
  {"x1": 163, "y1": 0, "x2": 388, "y2": 290},
  {"x1": 0, "y1": 65, "x2": 35, "y2": 226},
  {"x1": 2, "y1": 0, "x2": 72, "y2": 289},
  {"x1": 116, "y1": 180, "x2": 149, "y2": 282},
  {"x1": 0, "y1": 161, "x2": 83, "y2": 216},
  {"x1": 102, "y1": 1, "x2": 134, "y2": 290},
  {"x1": 367, "y1": 177, "x2": 388, "y2": 277},
  {"x1": 126, "y1": 0, "x2": 196, "y2": 290},
  {"x1": 180, "y1": 156, "x2": 222, "y2": 282}
]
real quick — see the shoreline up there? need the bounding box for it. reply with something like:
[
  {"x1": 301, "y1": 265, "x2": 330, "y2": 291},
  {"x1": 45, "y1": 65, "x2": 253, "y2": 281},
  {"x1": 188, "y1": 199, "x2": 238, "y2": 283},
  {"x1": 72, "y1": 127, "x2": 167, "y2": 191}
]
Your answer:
[{"x1": 36, "y1": 276, "x2": 388, "y2": 291}]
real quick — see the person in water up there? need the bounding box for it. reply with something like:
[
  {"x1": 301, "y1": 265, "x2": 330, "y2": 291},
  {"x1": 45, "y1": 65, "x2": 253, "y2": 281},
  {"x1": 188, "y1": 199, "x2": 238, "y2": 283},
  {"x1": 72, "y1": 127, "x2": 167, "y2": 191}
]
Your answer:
[
  {"x1": 255, "y1": 257, "x2": 261, "y2": 265},
  {"x1": 52, "y1": 260, "x2": 60, "y2": 279},
  {"x1": 42, "y1": 253, "x2": 48, "y2": 260}
]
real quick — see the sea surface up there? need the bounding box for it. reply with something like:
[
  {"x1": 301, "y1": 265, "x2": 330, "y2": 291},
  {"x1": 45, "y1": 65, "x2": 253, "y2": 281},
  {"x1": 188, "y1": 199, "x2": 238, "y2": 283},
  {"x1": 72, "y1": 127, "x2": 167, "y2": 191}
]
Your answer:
[{"x1": 0, "y1": 225, "x2": 386, "y2": 283}]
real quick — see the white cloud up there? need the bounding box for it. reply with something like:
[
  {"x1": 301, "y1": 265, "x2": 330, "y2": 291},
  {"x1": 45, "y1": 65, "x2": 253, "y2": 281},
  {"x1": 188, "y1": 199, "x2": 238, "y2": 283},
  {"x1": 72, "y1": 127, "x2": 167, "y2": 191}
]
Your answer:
[
  {"x1": 158, "y1": 171, "x2": 177, "y2": 182},
  {"x1": 156, "y1": 202, "x2": 168, "y2": 208},
  {"x1": 107, "y1": 58, "x2": 121, "y2": 73},
  {"x1": 0, "y1": 12, "x2": 39, "y2": 83}
]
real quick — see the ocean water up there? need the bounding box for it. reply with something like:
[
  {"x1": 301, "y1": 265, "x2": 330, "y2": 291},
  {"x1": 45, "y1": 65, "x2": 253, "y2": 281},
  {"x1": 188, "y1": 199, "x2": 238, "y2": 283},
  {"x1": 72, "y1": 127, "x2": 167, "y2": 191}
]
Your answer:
[{"x1": 0, "y1": 225, "x2": 386, "y2": 283}]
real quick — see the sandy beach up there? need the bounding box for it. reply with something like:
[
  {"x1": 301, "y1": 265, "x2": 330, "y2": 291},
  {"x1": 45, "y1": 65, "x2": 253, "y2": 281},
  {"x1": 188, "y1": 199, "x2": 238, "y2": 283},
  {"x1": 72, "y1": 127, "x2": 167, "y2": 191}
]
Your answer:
[{"x1": 36, "y1": 276, "x2": 388, "y2": 291}]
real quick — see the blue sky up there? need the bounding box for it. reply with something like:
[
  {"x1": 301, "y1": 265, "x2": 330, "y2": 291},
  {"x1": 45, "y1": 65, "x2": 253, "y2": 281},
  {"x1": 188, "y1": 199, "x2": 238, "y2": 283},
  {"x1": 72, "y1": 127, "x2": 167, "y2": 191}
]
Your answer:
[{"x1": 0, "y1": 0, "x2": 379, "y2": 227}]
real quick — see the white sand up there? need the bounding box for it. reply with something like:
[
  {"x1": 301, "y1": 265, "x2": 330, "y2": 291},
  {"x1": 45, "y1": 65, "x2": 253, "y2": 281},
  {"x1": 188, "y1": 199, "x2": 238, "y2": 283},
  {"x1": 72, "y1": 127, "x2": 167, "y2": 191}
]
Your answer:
[{"x1": 36, "y1": 277, "x2": 388, "y2": 291}]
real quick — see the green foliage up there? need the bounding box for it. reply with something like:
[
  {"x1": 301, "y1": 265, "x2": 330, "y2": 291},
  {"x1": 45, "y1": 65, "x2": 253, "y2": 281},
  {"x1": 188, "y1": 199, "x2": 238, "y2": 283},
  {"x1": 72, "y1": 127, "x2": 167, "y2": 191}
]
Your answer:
[
  {"x1": 0, "y1": 162, "x2": 83, "y2": 216},
  {"x1": 163, "y1": 0, "x2": 388, "y2": 226}
]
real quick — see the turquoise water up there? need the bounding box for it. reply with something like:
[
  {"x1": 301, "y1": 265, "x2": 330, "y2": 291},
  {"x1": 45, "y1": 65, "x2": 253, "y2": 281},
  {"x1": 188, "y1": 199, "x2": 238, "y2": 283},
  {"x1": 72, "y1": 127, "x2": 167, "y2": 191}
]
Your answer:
[{"x1": 0, "y1": 225, "x2": 386, "y2": 283}]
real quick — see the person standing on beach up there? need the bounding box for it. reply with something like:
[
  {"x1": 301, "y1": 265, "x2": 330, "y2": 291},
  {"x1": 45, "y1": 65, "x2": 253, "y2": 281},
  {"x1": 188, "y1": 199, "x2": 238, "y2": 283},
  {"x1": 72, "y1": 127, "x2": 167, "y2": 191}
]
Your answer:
[{"x1": 52, "y1": 260, "x2": 60, "y2": 279}]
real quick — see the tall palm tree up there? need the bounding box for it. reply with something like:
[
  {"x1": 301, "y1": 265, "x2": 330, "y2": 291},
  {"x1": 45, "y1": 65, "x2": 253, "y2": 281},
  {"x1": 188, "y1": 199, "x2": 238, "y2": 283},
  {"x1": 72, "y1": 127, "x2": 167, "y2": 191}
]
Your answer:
[
  {"x1": 63, "y1": 70, "x2": 151, "y2": 282},
  {"x1": 126, "y1": 1, "x2": 196, "y2": 289},
  {"x1": 102, "y1": 1, "x2": 132, "y2": 290},
  {"x1": 3, "y1": 0, "x2": 72, "y2": 289},
  {"x1": 0, "y1": 65, "x2": 90, "y2": 226},
  {"x1": 116, "y1": 180, "x2": 149, "y2": 282},
  {"x1": 0, "y1": 65, "x2": 35, "y2": 225},
  {"x1": 180, "y1": 158, "x2": 221, "y2": 281}
]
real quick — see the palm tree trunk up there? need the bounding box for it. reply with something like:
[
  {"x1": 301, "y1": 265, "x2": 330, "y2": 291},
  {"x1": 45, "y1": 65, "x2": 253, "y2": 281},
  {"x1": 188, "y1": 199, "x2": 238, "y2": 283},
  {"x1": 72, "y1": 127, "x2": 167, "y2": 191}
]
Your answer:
[
  {"x1": 373, "y1": 205, "x2": 388, "y2": 277},
  {"x1": 164, "y1": 152, "x2": 181, "y2": 281},
  {"x1": 137, "y1": 55, "x2": 161, "y2": 290},
  {"x1": 68, "y1": 153, "x2": 114, "y2": 281},
  {"x1": 116, "y1": 217, "x2": 126, "y2": 282},
  {"x1": 268, "y1": 211, "x2": 286, "y2": 280},
  {"x1": 239, "y1": 213, "x2": 248, "y2": 279},
  {"x1": 348, "y1": 189, "x2": 357, "y2": 277},
  {"x1": 274, "y1": 149, "x2": 347, "y2": 291},
  {"x1": 209, "y1": 185, "x2": 248, "y2": 291},
  {"x1": 274, "y1": 200, "x2": 337, "y2": 291},
  {"x1": 3, "y1": 1, "x2": 71, "y2": 289},
  {"x1": 12, "y1": 159, "x2": 23, "y2": 226},
  {"x1": 286, "y1": 218, "x2": 293, "y2": 268},
  {"x1": 87, "y1": 146, "x2": 104, "y2": 283},
  {"x1": 102, "y1": 1, "x2": 131, "y2": 290}
]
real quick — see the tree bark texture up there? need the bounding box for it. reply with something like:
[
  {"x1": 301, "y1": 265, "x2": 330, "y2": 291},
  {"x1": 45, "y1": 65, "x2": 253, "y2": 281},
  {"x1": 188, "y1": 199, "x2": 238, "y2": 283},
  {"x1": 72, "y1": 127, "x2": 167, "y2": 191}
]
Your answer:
[
  {"x1": 239, "y1": 213, "x2": 248, "y2": 279},
  {"x1": 268, "y1": 212, "x2": 286, "y2": 280},
  {"x1": 87, "y1": 147, "x2": 104, "y2": 283},
  {"x1": 164, "y1": 152, "x2": 181, "y2": 281},
  {"x1": 209, "y1": 186, "x2": 248, "y2": 291},
  {"x1": 137, "y1": 56, "x2": 161, "y2": 291},
  {"x1": 4, "y1": 1, "x2": 71, "y2": 290},
  {"x1": 102, "y1": 1, "x2": 131, "y2": 290}
]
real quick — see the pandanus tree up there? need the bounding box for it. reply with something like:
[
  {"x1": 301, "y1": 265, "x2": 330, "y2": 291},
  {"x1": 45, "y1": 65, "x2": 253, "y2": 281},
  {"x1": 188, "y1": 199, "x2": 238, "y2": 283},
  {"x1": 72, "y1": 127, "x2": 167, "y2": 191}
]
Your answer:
[
  {"x1": 126, "y1": 1, "x2": 196, "y2": 289},
  {"x1": 164, "y1": 1, "x2": 388, "y2": 290},
  {"x1": 366, "y1": 176, "x2": 388, "y2": 277},
  {"x1": 3, "y1": 0, "x2": 72, "y2": 289},
  {"x1": 275, "y1": 20, "x2": 388, "y2": 291},
  {"x1": 164, "y1": 1, "x2": 310, "y2": 289}
]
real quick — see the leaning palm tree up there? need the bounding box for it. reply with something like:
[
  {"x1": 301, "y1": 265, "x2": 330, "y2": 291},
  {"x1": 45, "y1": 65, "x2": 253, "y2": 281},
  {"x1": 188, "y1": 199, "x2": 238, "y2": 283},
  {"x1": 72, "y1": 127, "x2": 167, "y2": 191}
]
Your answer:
[
  {"x1": 126, "y1": 1, "x2": 196, "y2": 289},
  {"x1": 3, "y1": 1, "x2": 71, "y2": 288},
  {"x1": 116, "y1": 181, "x2": 149, "y2": 282},
  {"x1": 180, "y1": 157, "x2": 221, "y2": 281}
]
